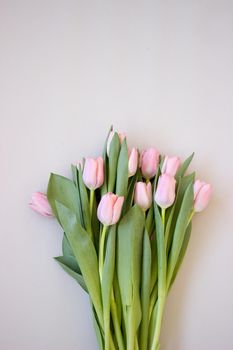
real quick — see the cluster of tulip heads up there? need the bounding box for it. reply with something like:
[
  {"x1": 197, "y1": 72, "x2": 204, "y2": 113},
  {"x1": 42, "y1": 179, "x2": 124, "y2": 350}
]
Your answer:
[
  {"x1": 29, "y1": 128, "x2": 212, "y2": 350},
  {"x1": 30, "y1": 130, "x2": 212, "y2": 221}
]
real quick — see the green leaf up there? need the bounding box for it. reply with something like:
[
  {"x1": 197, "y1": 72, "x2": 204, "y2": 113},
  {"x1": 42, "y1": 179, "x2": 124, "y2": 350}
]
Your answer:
[
  {"x1": 139, "y1": 229, "x2": 151, "y2": 350},
  {"x1": 175, "y1": 152, "x2": 194, "y2": 179},
  {"x1": 92, "y1": 306, "x2": 104, "y2": 350},
  {"x1": 146, "y1": 206, "x2": 154, "y2": 236},
  {"x1": 62, "y1": 233, "x2": 74, "y2": 257},
  {"x1": 164, "y1": 204, "x2": 176, "y2": 253},
  {"x1": 62, "y1": 230, "x2": 82, "y2": 276},
  {"x1": 150, "y1": 234, "x2": 158, "y2": 295},
  {"x1": 91, "y1": 192, "x2": 100, "y2": 250},
  {"x1": 71, "y1": 164, "x2": 78, "y2": 186},
  {"x1": 152, "y1": 155, "x2": 163, "y2": 196},
  {"x1": 47, "y1": 173, "x2": 82, "y2": 223},
  {"x1": 54, "y1": 256, "x2": 87, "y2": 292},
  {"x1": 102, "y1": 226, "x2": 116, "y2": 350},
  {"x1": 166, "y1": 173, "x2": 195, "y2": 255},
  {"x1": 167, "y1": 183, "x2": 194, "y2": 288},
  {"x1": 101, "y1": 126, "x2": 113, "y2": 196},
  {"x1": 108, "y1": 133, "x2": 120, "y2": 192},
  {"x1": 116, "y1": 139, "x2": 129, "y2": 197},
  {"x1": 154, "y1": 204, "x2": 166, "y2": 297},
  {"x1": 117, "y1": 205, "x2": 144, "y2": 349},
  {"x1": 148, "y1": 300, "x2": 158, "y2": 348},
  {"x1": 77, "y1": 168, "x2": 92, "y2": 236},
  {"x1": 123, "y1": 171, "x2": 138, "y2": 214},
  {"x1": 169, "y1": 222, "x2": 192, "y2": 289},
  {"x1": 55, "y1": 202, "x2": 103, "y2": 328},
  {"x1": 113, "y1": 273, "x2": 122, "y2": 327}
]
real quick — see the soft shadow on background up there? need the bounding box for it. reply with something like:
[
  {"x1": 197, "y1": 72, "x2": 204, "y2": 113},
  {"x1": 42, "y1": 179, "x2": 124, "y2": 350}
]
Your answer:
[{"x1": 0, "y1": 0, "x2": 233, "y2": 349}]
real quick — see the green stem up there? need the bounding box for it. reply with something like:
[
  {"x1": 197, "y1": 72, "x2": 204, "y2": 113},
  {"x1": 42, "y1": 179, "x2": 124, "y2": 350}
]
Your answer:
[
  {"x1": 110, "y1": 333, "x2": 116, "y2": 350},
  {"x1": 151, "y1": 295, "x2": 166, "y2": 350},
  {"x1": 90, "y1": 189, "x2": 95, "y2": 216},
  {"x1": 88, "y1": 189, "x2": 95, "y2": 242},
  {"x1": 127, "y1": 308, "x2": 134, "y2": 350},
  {"x1": 151, "y1": 207, "x2": 167, "y2": 350},
  {"x1": 99, "y1": 225, "x2": 107, "y2": 281},
  {"x1": 135, "y1": 338, "x2": 139, "y2": 350},
  {"x1": 110, "y1": 289, "x2": 125, "y2": 350},
  {"x1": 161, "y1": 208, "x2": 165, "y2": 226}
]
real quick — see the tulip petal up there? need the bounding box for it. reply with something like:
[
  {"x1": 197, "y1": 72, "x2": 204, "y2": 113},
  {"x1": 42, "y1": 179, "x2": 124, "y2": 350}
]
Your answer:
[
  {"x1": 96, "y1": 157, "x2": 104, "y2": 188},
  {"x1": 112, "y1": 196, "x2": 124, "y2": 224},
  {"x1": 194, "y1": 183, "x2": 212, "y2": 212},
  {"x1": 29, "y1": 192, "x2": 54, "y2": 217},
  {"x1": 154, "y1": 174, "x2": 176, "y2": 209}
]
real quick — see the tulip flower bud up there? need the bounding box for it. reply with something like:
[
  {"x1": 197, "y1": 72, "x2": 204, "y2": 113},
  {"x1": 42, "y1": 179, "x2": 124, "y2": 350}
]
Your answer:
[
  {"x1": 128, "y1": 148, "x2": 138, "y2": 177},
  {"x1": 107, "y1": 131, "x2": 126, "y2": 156},
  {"x1": 29, "y1": 192, "x2": 54, "y2": 217},
  {"x1": 161, "y1": 155, "x2": 181, "y2": 176},
  {"x1": 154, "y1": 174, "x2": 176, "y2": 209},
  {"x1": 193, "y1": 180, "x2": 212, "y2": 212},
  {"x1": 97, "y1": 193, "x2": 124, "y2": 226},
  {"x1": 134, "y1": 181, "x2": 152, "y2": 211},
  {"x1": 82, "y1": 157, "x2": 104, "y2": 190},
  {"x1": 140, "y1": 148, "x2": 160, "y2": 179}
]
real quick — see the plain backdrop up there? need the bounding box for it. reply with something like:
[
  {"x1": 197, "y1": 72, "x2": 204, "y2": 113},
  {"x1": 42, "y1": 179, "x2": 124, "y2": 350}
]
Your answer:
[{"x1": 1, "y1": 0, "x2": 233, "y2": 349}]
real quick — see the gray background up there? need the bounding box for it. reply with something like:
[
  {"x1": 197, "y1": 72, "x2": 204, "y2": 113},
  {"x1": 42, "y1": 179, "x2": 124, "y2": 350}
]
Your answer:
[{"x1": 1, "y1": 0, "x2": 233, "y2": 349}]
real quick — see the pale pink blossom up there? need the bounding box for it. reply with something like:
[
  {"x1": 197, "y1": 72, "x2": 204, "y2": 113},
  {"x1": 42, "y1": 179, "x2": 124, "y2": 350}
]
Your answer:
[
  {"x1": 128, "y1": 148, "x2": 138, "y2": 177},
  {"x1": 29, "y1": 192, "x2": 54, "y2": 217},
  {"x1": 194, "y1": 180, "x2": 212, "y2": 212},
  {"x1": 161, "y1": 156, "x2": 181, "y2": 176},
  {"x1": 97, "y1": 193, "x2": 124, "y2": 226},
  {"x1": 140, "y1": 148, "x2": 160, "y2": 179},
  {"x1": 134, "y1": 181, "x2": 152, "y2": 211},
  {"x1": 83, "y1": 157, "x2": 104, "y2": 190},
  {"x1": 154, "y1": 174, "x2": 176, "y2": 209}
]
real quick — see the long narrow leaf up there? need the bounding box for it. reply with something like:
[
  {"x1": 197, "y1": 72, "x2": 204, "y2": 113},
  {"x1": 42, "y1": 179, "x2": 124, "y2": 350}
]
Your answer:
[
  {"x1": 166, "y1": 173, "x2": 195, "y2": 255},
  {"x1": 117, "y1": 205, "x2": 144, "y2": 349},
  {"x1": 47, "y1": 173, "x2": 82, "y2": 223},
  {"x1": 167, "y1": 183, "x2": 194, "y2": 287},
  {"x1": 92, "y1": 306, "x2": 104, "y2": 350},
  {"x1": 101, "y1": 126, "x2": 113, "y2": 196},
  {"x1": 169, "y1": 222, "x2": 192, "y2": 289},
  {"x1": 55, "y1": 201, "x2": 103, "y2": 328},
  {"x1": 175, "y1": 152, "x2": 194, "y2": 179},
  {"x1": 77, "y1": 168, "x2": 92, "y2": 236},
  {"x1": 116, "y1": 139, "x2": 129, "y2": 197},
  {"x1": 54, "y1": 256, "x2": 87, "y2": 292},
  {"x1": 108, "y1": 133, "x2": 120, "y2": 192}
]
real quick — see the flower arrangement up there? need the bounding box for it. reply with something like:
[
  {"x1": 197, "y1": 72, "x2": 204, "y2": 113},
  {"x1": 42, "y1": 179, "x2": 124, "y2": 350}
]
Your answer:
[{"x1": 30, "y1": 128, "x2": 212, "y2": 350}]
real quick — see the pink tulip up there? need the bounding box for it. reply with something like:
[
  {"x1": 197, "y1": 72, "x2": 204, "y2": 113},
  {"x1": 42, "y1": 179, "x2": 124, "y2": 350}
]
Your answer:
[
  {"x1": 83, "y1": 157, "x2": 104, "y2": 190},
  {"x1": 140, "y1": 148, "x2": 160, "y2": 179},
  {"x1": 97, "y1": 193, "x2": 124, "y2": 226},
  {"x1": 154, "y1": 174, "x2": 176, "y2": 209},
  {"x1": 128, "y1": 148, "x2": 138, "y2": 177},
  {"x1": 161, "y1": 156, "x2": 181, "y2": 176},
  {"x1": 29, "y1": 192, "x2": 54, "y2": 217},
  {"x1": 194, "y1": 180, "x2": 212, "y2": 212},
  {"x1": 107, "y1": 131, "x2": 126, "y2": 156},
  {"x1": 134, "y1": 182, "x2": 152, "y2": 211}
]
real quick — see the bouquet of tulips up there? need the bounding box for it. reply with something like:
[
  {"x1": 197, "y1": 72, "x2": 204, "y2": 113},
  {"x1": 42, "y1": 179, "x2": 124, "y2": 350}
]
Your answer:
[{"x1": 30, "y1": 128, "x2": 212, "y2": 350}]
